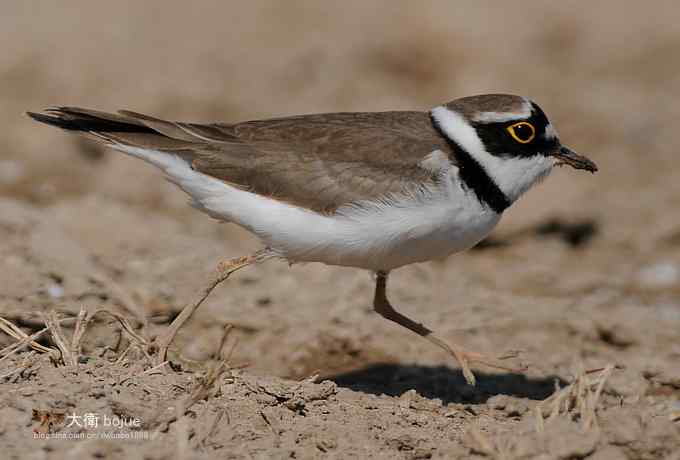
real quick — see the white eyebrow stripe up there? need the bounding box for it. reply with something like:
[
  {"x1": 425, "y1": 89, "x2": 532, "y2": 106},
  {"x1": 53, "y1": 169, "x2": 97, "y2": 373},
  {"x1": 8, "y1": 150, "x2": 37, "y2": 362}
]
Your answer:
[
  {"x1": 471, "y1": 99, "x2": 533, "y2": 123},
  {"x1": 544, "y1": 123, "x2": 558, "y2": 140}
]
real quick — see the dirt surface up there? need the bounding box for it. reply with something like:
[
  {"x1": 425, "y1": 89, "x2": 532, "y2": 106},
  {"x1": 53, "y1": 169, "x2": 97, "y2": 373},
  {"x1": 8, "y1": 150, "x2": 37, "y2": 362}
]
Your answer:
[{"x1": 1, "y1": 1, "x2": 680, "y2": 459}]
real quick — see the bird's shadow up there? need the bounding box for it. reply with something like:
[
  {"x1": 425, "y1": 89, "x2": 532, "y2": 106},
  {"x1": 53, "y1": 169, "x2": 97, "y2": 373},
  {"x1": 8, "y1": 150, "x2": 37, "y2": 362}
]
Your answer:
[
  {"x1": 325, "y1": 363, "x2": 563, "y2": 404},
  {"x1": 473, "y1": 216, "x2": 599, "y2": 251}
]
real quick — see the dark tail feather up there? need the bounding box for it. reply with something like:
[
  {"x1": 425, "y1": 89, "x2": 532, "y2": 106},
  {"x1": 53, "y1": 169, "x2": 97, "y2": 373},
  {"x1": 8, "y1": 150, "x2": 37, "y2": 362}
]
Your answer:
[
  {"x1": 26, "y1": 107, "x2": 209, "y2": 152},
  {"x1": 27, "y1": 107, "x2": 156, "y2": 134}
]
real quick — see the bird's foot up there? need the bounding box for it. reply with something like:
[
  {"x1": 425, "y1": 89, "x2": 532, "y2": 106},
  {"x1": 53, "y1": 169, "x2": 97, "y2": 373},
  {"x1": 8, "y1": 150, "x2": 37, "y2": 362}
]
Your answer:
[{"x1": 425, "y1": 334, "x2": 527, "y2": 386}]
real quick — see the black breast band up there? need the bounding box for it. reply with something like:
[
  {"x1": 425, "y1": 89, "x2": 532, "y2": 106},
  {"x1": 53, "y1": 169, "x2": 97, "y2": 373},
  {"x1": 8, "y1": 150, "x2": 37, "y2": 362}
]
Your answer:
[{"x1": 429, "y1": 113, "x2": 510, "y2": 213}]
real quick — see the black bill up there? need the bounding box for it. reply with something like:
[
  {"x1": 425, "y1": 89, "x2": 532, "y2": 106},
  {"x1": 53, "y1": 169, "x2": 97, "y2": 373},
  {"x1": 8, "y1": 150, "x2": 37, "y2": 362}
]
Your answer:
[{"x1": 552, "y1": 146, "x2": 598, "y2": 173}]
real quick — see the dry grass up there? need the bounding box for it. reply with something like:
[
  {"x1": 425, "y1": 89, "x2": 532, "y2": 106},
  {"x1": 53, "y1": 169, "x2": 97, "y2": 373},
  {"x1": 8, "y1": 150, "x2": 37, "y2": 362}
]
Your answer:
[
  {"x1": 0, "y1": 315, "x2": 56, "y2": 358},
  {"x1": 1, "y1": 306, "x2": 241, "y2": 450},
  {"x1": 535, "y1": 364, "x2": 616, "y2": 432},
  {"x1": 145, "y1": 322, "x2": 240, "y2": 454},
  {"x1": 463, "y1": 364, "x2": 617, "y2": 459}
]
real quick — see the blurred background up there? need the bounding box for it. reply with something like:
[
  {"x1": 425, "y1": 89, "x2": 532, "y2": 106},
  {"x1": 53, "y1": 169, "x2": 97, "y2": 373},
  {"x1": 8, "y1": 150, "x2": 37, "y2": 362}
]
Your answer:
[
  {"x1": 1, "y1": 0, "x2": 679, "y2": 396},
  {"x1": 2, "y1": 2, "x2": 680, "y2": 457}
]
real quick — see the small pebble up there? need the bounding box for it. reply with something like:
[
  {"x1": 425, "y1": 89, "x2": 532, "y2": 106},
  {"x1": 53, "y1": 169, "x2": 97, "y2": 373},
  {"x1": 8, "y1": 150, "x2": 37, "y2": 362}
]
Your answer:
[
  {"x1": 670, "y1": 401, "x2": 680, "y2": 422},
  {"x1": 0, "y1": 160, "x2": 25, "y2": 185},
  {"x1": 46, "y1": 284, "x2": 64, "y2": 299},
  {"x1": 637, "y1": 262, "x2": 679, "y2": 287}
]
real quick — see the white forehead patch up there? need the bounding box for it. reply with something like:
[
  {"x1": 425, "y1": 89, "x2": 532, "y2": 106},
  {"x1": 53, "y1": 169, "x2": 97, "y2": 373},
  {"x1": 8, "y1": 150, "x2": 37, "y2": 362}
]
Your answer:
[
  {"x1": 430, "y1": 105, "x2": 554, "y2": 203},
  {"x1": 471, "y1": 99, "x2": 533, "y2": 123}
]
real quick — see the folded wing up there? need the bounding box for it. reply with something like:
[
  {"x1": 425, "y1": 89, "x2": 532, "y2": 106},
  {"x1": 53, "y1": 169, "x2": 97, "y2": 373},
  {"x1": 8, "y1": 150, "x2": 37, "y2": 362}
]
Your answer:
[{"x1": 28, "y1": 108, "x2": 452, "y2": 213}]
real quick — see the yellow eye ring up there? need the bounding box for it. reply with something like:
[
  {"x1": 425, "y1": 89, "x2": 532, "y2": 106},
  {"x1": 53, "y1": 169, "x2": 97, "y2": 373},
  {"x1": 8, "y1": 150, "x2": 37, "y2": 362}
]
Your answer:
[{"x1": 506, "y1": 121, "x2": 536, "y2": 144}]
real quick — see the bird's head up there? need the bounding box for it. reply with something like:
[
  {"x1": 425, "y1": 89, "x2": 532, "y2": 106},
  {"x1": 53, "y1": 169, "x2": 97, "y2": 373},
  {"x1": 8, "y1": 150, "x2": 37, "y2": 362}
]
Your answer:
[{"x1": 431, "y1": 94, "x2": 597, "y2": 206}]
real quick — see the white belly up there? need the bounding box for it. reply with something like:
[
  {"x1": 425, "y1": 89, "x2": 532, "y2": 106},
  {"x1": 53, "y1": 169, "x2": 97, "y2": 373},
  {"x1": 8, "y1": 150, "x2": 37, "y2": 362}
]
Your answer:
[
  {"x1": 141, "y1": 149, "x2": 502, "y2": 271},
  {"x1": 264, "y1": 172, "x2": 501, "y2": 271}
]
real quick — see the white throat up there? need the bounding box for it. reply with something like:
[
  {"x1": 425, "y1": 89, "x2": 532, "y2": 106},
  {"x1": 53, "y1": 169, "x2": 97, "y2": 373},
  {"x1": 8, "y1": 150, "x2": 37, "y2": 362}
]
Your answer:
[{"x1": 431, "y1": 106, "x2": 554, "y2": 203}]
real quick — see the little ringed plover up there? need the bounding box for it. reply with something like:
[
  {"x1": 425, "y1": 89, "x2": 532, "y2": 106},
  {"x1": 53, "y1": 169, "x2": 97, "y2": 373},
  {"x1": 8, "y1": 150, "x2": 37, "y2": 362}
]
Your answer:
[{"x1": 28, "y1": 94, "x2": 597, "y2": 385}]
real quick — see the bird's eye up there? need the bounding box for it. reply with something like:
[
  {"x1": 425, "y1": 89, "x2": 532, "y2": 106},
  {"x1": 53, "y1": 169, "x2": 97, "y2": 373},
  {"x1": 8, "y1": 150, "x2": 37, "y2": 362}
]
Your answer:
[{"x1": 506, "y1": 122, "x2": 536, "y2": 144}]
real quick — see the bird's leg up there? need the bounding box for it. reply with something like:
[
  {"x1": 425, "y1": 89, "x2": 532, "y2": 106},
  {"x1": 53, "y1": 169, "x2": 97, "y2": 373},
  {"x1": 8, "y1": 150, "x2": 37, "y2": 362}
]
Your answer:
[
  {"x1": 152, "y1": 248, "x2": 275, "y2": 365},
  {"x1": 372, "y1": 271, "x2": 524, "y2": 386}
]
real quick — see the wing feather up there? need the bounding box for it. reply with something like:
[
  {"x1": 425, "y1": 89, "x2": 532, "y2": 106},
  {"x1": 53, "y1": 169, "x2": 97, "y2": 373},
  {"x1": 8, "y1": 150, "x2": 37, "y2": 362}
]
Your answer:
[{"x1": 28, "y1": 108, "x2": 454, "y2": 213}]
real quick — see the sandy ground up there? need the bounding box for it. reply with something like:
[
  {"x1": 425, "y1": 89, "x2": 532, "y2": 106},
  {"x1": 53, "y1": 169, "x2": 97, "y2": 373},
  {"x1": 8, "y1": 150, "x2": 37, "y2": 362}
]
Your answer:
[{"x1": 1, "y1": 1, "x2": 680, "y2": 458}]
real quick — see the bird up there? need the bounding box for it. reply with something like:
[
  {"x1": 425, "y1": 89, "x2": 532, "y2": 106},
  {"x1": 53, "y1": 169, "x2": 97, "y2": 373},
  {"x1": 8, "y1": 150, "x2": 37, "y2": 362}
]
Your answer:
[{"x1": 28, "y1": 94, "x2": 597, "y2": 385}]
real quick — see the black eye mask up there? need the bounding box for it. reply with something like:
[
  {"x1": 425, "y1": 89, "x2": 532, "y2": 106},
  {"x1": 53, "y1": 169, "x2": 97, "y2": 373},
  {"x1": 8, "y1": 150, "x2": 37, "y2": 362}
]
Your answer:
[{"x1": 472, "y1": 105, "x2": 558, "y2": 158}]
